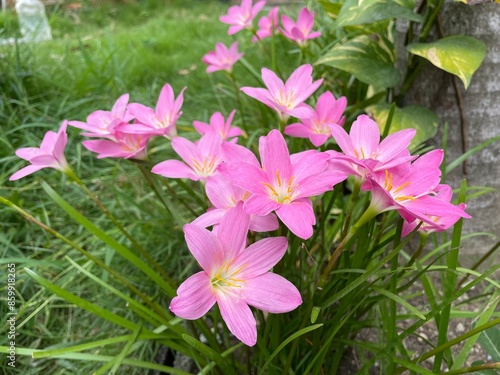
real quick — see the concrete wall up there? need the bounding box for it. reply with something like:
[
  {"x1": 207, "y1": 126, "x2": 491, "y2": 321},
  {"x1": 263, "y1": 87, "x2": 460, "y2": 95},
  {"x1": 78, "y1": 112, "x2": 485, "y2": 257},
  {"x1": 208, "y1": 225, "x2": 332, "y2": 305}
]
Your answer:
[{"x1": 405, "y1": 2, "x2": 500, "y2": 264}]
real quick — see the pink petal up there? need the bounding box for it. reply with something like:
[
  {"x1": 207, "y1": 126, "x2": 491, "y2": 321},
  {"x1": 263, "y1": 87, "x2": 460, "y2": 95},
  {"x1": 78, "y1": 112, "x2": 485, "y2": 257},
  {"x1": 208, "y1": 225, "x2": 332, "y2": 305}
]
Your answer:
[
  {"x1": 243, "y1": 273, "x2": 302, "y2": 313},
  {"x1": 329, "y1": 124, "x2": 354, "y2": 155},
  {"x1": 191, "y1": 209, "x2": 226, "y2": 228},
  {"x1": 259, "y1": 129, "x2": 293, "y2": 182},
  {"x1": 295, "y1": 170, "x2": 346, "y2": 198},
  {"x1": 193, "y1": 120, "x2": 210, "y2": 135},
  {"x1": 197, "y1": 129, "x2": 223, "y2": 157},
  {"x1": 184, "y1": 224, "x2": 224, "y2": 273},
  {"x1": 205, "y1": 174, "x2": 238, "y2": 208},
  {"x1": 275, "y1": 199, "x2": 315, "y2": 239},
  {"x1": 218, "y1": 162, "x2": 267, "y2": 194},
  {"x1": 9, "y1": 165, "x2": 45, "y2": 181},
  {"x1": 155, "y1": 84, "x2": 174, "y2": 119},
  {"x1": 234, "y1": 237, "x2": 288, "y2": 279},
  {"x1": 291, "y1": 150, "x2": 330, "y2": 183},
  {"x1": 377, "y1": 129, "x2": 416, "y2": 164},
  {"x1": 261, "y1": 68, "x2": 285, "y2": 96},
  {"x1": 287, "y1": 104, "x2": 315, "y2": 119},
  {"x1": 309, "y1": 134, "x2": 329, "y2": 147},
  {"x1": 284, "y1": 123, "x2": 311, "y2": 139},
  {"x1": 243, "y1": 194, "x2": 281, "y2": 216},
  {"x1": 171, "y1": 137, "x2": 201, "y2": 166},
  {"x1": 15, "y1": 147, "x2": 43, "y2": 161},
  {"x1": 217, "y1": 203, "x2": 250, "y2": 260},
  {"x1": 151, "y1": 160, "x2": 197, "y2": 180},
  {"x1": 170, "y1": 272, "x2": 216, "y2": 320},
  {"x1": 249, "y1": 213, "x2": 279, "y2": 232},
  {"x1": 221, "y1": 142, "x2": 260, "y2": 167},
  {"x1": 350, "y1": 115, "x2": 380, "y2": 157},
  {"x1": 217, "y1": 293, "x2": 257, "y2": 346}
]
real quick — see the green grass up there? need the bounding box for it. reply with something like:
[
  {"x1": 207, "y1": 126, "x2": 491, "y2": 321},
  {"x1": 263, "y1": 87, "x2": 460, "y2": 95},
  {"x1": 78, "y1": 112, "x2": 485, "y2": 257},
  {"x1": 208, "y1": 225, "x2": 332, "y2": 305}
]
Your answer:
[{"x1": 0, "y1": 1, "x2": 236, "y2": 373}]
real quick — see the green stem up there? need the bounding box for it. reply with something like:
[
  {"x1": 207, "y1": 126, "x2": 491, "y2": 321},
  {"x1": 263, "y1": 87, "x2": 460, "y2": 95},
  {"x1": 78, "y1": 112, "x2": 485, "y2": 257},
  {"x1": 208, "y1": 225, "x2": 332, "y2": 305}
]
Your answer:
[
  {"x1": 227, "y1": 71, "x2": 249, "y2": 135},
  {"x1": 318, "y1": 203, "x2": 380, "y2": 288}
]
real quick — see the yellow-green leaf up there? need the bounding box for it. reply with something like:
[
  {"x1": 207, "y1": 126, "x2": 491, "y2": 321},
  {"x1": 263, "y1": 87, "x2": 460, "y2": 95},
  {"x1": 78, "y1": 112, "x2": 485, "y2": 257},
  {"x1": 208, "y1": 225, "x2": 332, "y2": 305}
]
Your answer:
[{"x1": 407, "y1": 35, "x2": 487, "y2": 88}]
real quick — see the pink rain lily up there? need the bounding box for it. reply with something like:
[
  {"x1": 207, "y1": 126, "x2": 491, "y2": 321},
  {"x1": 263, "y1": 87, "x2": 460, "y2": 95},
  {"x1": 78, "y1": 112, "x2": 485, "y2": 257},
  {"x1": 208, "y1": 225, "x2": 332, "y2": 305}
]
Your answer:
[
  {"x1": 82, "y1": 129, "x2": 150, "y2": 160},
  {"x1": 219, "y1": 0, "x2": 266, "y2": 35},
  {"x1": 252, "y1": 6, "x2": 279, "y2": 42},
  {"x1": 123, "y1": 84, "x2": 186, "y2": 139},
  {"x1": 284, "y1": 91, "x2": 347, "y2": 147},
  {"x1": 327, "y1": 114, "x2": 417, "y2": 179},
  {"x1": 219, "y1": 129, "x2": 347, "y2": 239},
  {"x1": 364, "y1": 150, "x2": 470, "y2": 229},
  {"x1": 152, "y1": 131, "x2": 224, "y2": 181},
  {"x1": 241, "y1": 64, "x2": 323, "y2": 121},
  {"x1": 202, "y1": 42, "x2": 244, "y2": 74},
  {"x1": 68, "y1": 94, "x2": 133, "y2": 140},
  {"x1": 10, "y1": 121, "x2": 70, "y2": 181},
  {"x1": 281, "y1": 7, "x2": 321, "y2": 47},
  {"x1": 192, "y1": 174, "x2": 279, "y2": 232},
  {"x1": 193, "y1": 110, "x2": 243, "y2": 141},
  {"x1": 170, "y1": 204, "x2": 302, "y2": 346},
  {"x1": 402, "y1": 184, "x2": 468, "y2": 236}
]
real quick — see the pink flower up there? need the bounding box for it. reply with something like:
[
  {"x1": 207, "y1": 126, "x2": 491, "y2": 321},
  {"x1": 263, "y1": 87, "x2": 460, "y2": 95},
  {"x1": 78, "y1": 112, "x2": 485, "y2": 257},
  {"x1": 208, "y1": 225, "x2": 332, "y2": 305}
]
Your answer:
[
  {"x1": 402, "y1": 184, "x2": 468, "y2": 236},
  {"x1": 82, "y1": 130, "x2": 150, "y2": 160},
  {"x1": 219, "y1": 130, "x2": 347, "y2": 239},
  {"x1": 192, "y1": 174, "x2": 279, "y2": 232},
  {"x1": 252, "y1": 7, "x2": 279, "y2": 42},
  {"x1": 365, "y1": 150, "x2": 471, "y2": 229},
  {"x1": 10, "y1": 121, "x2": 70, "y2": 180},
  {"x1": 241, "y1": 64, "x2": 323, "y2": 121},
  {"x1": 327, "y1": 114, "x2": 416, "y2": 179},
  {"x1": 152, "y1": 131, "x2": 224, "y2": 181},
  {"x1": 202, "y1": 42, "x2": 244, "y2": 74},
  {"x1": 284, "y1": 91, "x2": 347, "y2": 147},
  {"x1": 123, "y1": 84, "x2": 186, "y2": 139},
  {"x1": 68, "y1": 94, "x2": 133, "y2": 140},
  {"x1": 219, "y1": 0, "x2": 266, "y2": 35},
  {"x1": 280, "y1": 7, "x2": 321, "y2": 47},
  {"x1": 193, "y1": 110, "x2": 243, "y2": 141},
  {"x1": 170, "y1": 204, "x2": 302, "y2": 346}
]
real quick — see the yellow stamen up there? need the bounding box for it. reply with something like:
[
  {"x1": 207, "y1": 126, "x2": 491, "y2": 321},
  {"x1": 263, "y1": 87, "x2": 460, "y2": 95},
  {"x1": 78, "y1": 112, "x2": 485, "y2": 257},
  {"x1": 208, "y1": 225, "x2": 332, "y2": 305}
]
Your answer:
[{"x1": 393, "y1": 181, "x2": 411, "y2": 194}]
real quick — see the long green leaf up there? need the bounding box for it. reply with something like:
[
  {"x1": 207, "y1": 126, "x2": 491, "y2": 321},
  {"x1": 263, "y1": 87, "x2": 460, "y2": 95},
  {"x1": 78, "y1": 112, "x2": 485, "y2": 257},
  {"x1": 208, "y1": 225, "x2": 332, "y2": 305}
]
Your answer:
[
  {"x1": 182, "y1": 334, "x2": 235, "y2": 375},
  {"x1": 336, "y1": 0, "x2": 423, "y2": 26},
  {"x1": 259, "y1": 324, "x2": 323, "y2": 373},
  {"x1": 446, "y1": 136, "x2": 500, "y2": 173},
  {"x1": 371, "y1": 286, "x2": 426, "y2": 320},
  {"x1": 40, "y1": 181, "x2": 175, "y2": 297},
  {"x1": 477, "y1": 326, "x2": 500, "y2": 362}
]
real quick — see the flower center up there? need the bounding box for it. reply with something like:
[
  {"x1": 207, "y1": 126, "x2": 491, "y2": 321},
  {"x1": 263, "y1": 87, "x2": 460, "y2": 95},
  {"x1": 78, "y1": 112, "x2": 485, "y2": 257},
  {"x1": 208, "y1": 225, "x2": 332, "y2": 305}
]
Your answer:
[
  {"x1": 383, "y1": 170, "x2": 415, "y2": 202},
  {"x1": 211, "y1": 259, "x2": 246, "y2": 290},
  {"x1": 191, "y1": 157, "x2": 217, "y2": 177},
  {"x1": 263, "y1": 170, "x2": 296, "y2": 204},
  {"x1": 312, "y1": 119, "x2": 330, "y2": 135},
  {"x1": 276, "y1": 89, "x2": 297, "y2": 109}
]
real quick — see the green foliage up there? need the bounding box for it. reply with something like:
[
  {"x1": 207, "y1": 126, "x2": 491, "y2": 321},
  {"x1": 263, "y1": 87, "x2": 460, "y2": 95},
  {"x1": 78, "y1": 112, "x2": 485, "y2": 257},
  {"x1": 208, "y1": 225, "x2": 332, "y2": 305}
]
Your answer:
[
  {"x1": 407, "y1": 35, "x2": 487, "y2": 88},
  {"x1": 0, "y1": 0, "x2": 498, "y2": 374}
]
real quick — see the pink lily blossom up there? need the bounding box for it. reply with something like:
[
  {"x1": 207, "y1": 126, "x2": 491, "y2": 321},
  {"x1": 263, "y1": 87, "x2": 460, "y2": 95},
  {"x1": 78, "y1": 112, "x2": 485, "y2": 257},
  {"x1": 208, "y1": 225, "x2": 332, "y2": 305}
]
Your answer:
[
  {"x1": 252, "y1": 7, "x2": 279, "y2": 42},
  {"x1": 219, "y1": 129, "x2": 347, "y2": 239},
  {"x1": 152, "y1": 131, "x2": 224, "y2": 181},
  {"x1": 68, "y1": 94, "x2": 133, "y2": 140},
  {"x1": 364, "y1": 150, "x2": 470, "y2": 229},
  {"x1": 284, "y1": 91, "x2": 347, "y2": 147},
  {"x1": 241, "y1": 64, "x2": 323, "y2": 121},
  {"x1": 281, "y1": 7, "x2": 321, "y2": 47},
  {"x1": 123, "y1": 84, "x2": 186, "y2": 139},
  {"x1": 193, "y1": 110, "x2": 243, "y2": 141},
  {"x1": 170, "y1": 204, "x2": 302, "y2": 346},
  {"x1": 10, "y1": 121, "x2": 70, "y2": 181},
  {"x1": 219, "y1": 0, "x2": 266, "y2": 35},
  {"x1": 327, "y1": 114, "x2": 417, "y2": 179},
  {"x1": 82, "y1": 129, "x2": 150, "y2": 160},
  {"x1": 402, "y1": 184, "x2": 468, "y2": 236},
  {"x1": 192, "y1": 174, "x2": 279, "y2": 232},
  {"x1": 202, "y1": 42, "x2": 244, "y2": 74}
]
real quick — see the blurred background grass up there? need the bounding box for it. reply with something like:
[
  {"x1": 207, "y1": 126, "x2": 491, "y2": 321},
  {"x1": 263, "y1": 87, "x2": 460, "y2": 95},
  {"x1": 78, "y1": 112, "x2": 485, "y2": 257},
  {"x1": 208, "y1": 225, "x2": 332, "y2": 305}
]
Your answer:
[{"x1": 0, "y1": 1, "x2": 252, "y2": 373}]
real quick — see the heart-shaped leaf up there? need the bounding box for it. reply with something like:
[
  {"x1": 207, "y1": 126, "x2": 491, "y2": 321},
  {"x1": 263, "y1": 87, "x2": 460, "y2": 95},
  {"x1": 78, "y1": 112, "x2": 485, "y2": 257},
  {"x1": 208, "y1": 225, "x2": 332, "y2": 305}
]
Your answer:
[
  {"x1": 407, "y1": 35, "x2": 487, "y2": 88},
  {"x1": 336, "y1": 0, "x2": 423, "y2": 26},
  {"x1": 316, "y1": 35, "x2": 401, "y2": 89}
]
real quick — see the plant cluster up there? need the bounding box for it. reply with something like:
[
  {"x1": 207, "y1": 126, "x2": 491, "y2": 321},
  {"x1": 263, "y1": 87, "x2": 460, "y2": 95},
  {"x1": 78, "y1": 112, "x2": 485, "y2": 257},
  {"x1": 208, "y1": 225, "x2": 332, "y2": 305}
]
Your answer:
[{"x1": 2, "y1": 0, "x2": 500, "y2": 374}]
